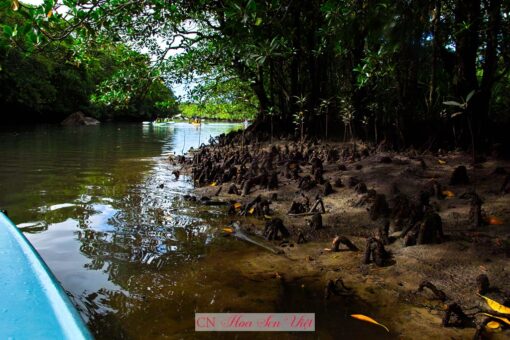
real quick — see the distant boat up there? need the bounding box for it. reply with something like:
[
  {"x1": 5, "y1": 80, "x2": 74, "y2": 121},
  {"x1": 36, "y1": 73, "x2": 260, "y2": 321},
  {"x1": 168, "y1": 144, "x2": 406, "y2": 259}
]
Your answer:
[
  {"x1": 151, "y1": 118, "x2": 175, "y2": 126},
  {"x1": 0, "y1": 211, "x2": 93, "y2": 339}
]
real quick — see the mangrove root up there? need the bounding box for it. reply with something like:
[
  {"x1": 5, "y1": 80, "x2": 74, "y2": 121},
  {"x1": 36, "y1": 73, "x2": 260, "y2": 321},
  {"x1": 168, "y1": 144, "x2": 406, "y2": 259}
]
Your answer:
[
  {"x1": 263, "y1": 218, "x2": 290, "y2": 240},
  {"x1": 331, "y1": 236, "x2": 358, "y2": 251},
  {"x1": 417, "y1": 281, "x2": 448, "y2": 302},
  {"x1": 363, "y1": 237, "x2": 390, "y2": 266},
  {"x1": 450, "y1": 166, "x2": 470, "y2": 186}
]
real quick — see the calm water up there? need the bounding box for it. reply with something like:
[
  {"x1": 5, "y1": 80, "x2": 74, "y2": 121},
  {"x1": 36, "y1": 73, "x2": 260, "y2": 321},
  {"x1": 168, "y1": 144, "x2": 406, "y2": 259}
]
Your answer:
[{"x1": 0, "y1": 123, "x2": 391, "y2": 339}]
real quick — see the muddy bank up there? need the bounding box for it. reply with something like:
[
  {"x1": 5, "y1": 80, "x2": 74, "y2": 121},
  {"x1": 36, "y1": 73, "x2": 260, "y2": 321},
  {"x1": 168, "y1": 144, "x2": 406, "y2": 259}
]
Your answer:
[{"x1": 173, "y1": 134, "x2": 510, "y2": 339}]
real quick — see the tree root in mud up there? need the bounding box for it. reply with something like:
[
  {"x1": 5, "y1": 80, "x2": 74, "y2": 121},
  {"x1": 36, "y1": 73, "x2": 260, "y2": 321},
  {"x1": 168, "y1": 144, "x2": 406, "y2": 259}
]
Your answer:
[
  {"x1": 331, "y1": 236, "x2": 358, "y2": 251},
  {"x1": 354, "y1": 181, "x2": 367, "y2": 194},
  {"x1": 324, "y1": 278, "x2": 352, "y2": 299},
  {"x1": 476, "y1": 274, "x2": 490, "y2": 295},
  {"x1": 369, "y1": 194, "x2": 389, "y2": 220},
  {"x1": 468, "y1": 193, "x2": 484, "y2": 229},
  {"x1": 263, "y1": 218, "x2": 290, "y2": 240},
  {"x1": 323, "y1": 181, "x2": 334, "y2": 196},
  {"x1": 309, "y1": 213, "x2": 323, "y2": 230},
  {"x1": 442, "y1": 303, "x2": 472, "y2": 328},
  {"x1": 402, "y1": 212, "x2": 443, "y2": 246},
  {"x1": 378, "y1": 220, "x2": 391, "y2": 245},
  {"x1": 417, "y1": 281, "x2": 448, "y2": 302},
  {"x1": 228, "y1": 184, "x2": 240, "y2": 195},
  {"x1": 363, "y1": 237, "x2": 390, "y2": 266},
  {"x1": 450, "y1": 165, "x2": 470, "y2": 185},
  {"x1": 297, "y1": 232, "x2": 307, "y2": 244}
]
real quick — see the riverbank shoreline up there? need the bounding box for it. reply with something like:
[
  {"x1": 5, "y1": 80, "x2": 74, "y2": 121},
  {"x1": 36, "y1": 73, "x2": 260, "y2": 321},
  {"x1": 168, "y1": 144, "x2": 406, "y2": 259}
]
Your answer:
[{"x1": 176, "y1": 135, "x2": 510, "y2": 339}]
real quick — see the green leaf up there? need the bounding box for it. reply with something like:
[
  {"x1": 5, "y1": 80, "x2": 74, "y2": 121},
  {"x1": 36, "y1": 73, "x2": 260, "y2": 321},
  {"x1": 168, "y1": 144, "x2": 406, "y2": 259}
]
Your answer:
[
  {"x1": 3, "y1": 25, "x2": 13, "y2": 37},
  {"x1": 443, "y1": 101, "x2": 463, "y2": 107},
  {"x1": 255, "y1": 17, "x2": 262, "y2": 26},
  {"x1": 465, "y1": 90, "x2": 475, "y2": 103}
]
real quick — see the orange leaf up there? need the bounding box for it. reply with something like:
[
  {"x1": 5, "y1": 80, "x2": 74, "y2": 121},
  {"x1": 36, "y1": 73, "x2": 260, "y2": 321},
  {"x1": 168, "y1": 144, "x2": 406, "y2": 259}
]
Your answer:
[
  {"x1": 487, "y1": 216, "x2": 503, "y2": 225},
  {"x1": 437, "y1": 159, "x2": 447, "y2": 165},
  {"x1": 442, "y1": 190, "x2": 455, "y2": 198},
  {"x1": 222, "y1": 227, "x2": 234, "y2": 234},
  {"x1": 478, "y1": 294, "x2": 510, "y2": 314},
  {"x1": 486, "y1": 321, "x2": 501, "y2": 330},
  {"x1": 351, "y1": 314, "x2": 389, "y2": 332},
  {"x1": 481, "y1": 313, "x2": 510, "y2": 326}
]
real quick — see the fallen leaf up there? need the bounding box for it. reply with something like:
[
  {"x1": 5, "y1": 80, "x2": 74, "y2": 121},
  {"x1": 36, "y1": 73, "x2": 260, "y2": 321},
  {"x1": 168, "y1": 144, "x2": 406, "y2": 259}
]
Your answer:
[
  {"x1": 442, "y1": 190, "x2": 455, "y2": 198},
  {"x1": 437, "y1": 159, "x2": 447, "y2": 165},
  {"x1": 487, "y1": 216, "x2": 504, "y2": 225},
  {"x1": 209, "y1": 182, "x2": 217, "y2": 187},
  {"x1": 351, "y1": 314, "x2": 389, "y2": 332},
  {"x1": 248, "y1": 207, "x2": 255, "y2": 214},
  {"x1": 478, "y1": 294, "x2": 510, "y2": 314},
  {"x1": 486, "y1": 321, "x2": 501, "y2": 330},
  {"x1": 234, "y1": 202, "x2": 242, "y2": 209},
  {"x1": 481, "y1": 313, "x2": 510, "y2": 326},
  {"x1": 222, "y1": 227, "x2": 234, "y2": 234},
  {"x1": 323, "y1": 248, "x2": 332, "y2": 251}
]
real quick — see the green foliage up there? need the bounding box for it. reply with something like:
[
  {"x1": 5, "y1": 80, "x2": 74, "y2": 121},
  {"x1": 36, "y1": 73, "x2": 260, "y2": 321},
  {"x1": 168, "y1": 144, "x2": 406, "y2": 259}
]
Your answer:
[
  {"x1": 179, "y1": 102, "x2": 255, "y2": 121},
  {"x1": 4, "y1": 0, "x2": 509, "y2": 147},
  {"x1": 0, "y1": 0, "x2": 177, "y2": 122}
]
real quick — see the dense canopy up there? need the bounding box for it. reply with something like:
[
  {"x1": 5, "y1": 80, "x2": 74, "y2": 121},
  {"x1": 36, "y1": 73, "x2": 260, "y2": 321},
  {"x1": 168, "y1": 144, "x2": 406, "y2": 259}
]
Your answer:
[{"x1": 2, "y1": 0, "x2": 509, "y2": 148}]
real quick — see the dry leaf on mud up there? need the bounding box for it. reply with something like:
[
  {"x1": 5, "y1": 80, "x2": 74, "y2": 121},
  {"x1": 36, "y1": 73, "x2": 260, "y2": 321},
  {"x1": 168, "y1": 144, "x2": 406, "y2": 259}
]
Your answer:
[
  {"x1": 481, "y1": 313, "x2": 510, "y2": 326},
  {"x1": 442, "y1": 190, "x2": 455, "y2": 198},
  {"x1": 351, "y1": 314, "x2": 389, "y2": 332},
  {"x1": 437, "y1": 159, "x2": 447, "y2": 165},
  {"x1": 486, "y1": 216, "x2": 504, "y2": 225},
  {"x1": 222, "y1": 227, "x2": 234, "y2": 234},
  {"x1": 478, "y1": 294, "x2": 510, "y2": 314}
]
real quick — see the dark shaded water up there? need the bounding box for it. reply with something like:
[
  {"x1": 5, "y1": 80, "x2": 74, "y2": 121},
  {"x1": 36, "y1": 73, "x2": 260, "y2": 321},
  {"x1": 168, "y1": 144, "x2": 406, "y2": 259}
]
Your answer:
[{"x1": 0, "y1": 123, "x2": 391, "y2": 339}]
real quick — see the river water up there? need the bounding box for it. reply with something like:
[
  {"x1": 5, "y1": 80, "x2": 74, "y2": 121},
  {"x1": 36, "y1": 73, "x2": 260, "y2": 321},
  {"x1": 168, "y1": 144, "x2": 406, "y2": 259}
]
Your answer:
[{"x1": 0, "y1": 123, "x2": 391, "y2": 339}]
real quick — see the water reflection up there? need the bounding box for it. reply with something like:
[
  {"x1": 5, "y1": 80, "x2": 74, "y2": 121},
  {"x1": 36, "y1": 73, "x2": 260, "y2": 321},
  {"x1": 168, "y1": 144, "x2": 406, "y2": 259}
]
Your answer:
[
  {"x1": 0, "y1": 123, "x2": 244, "y2": 335},
  {"x1": 0, "y1": 122, "x2": 393, "y2": 339}
]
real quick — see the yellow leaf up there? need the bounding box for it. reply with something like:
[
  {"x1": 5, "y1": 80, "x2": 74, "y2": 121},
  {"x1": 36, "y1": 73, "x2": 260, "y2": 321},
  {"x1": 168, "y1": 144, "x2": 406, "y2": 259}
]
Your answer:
[
  {"x1": 486, "y1": 321, "x2": 500, "y2": 329},
  {"x1": 222, "y1": 227, "x2": 234, "y2": 234},
  {"x1": 351, "y1": 314, "x2": 389, "y2": 332},
  {"x1": 264, "y1": 215, "x2": 272, "y2": 219},
  {"x1": 481, "y1": 313, "x2": 510, "y2": 326},
  {"x1": 248, "y1": 207, "x2": 255, "y2": 214},
  {"x1": 12, "y1": 0, "x2": 19, "y2": 11},
  {"x1": 234, "y1": 202, "x2": 242, "y2": 209},
  {"x1": 437, "y1": 159, "x2": 447, "y2": 165},
  {"x1": 487, "y1": 216, "x2": 504, "y2": 225},
  {"x1": 478, "y1": 294, "x2": 510, "y2": 314},
  {"x1": 209, "y1": 182, "x2": 217, "y2": 187},
  {"x1": 442, "y1": 190, "x2": 455, "y2": 198}
]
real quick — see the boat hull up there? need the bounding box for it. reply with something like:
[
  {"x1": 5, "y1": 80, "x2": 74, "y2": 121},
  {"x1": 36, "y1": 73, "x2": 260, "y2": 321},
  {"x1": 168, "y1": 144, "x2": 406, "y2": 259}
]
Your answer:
[{"x1": 0, "y1": 212, "x2": 93, "y2": 339}]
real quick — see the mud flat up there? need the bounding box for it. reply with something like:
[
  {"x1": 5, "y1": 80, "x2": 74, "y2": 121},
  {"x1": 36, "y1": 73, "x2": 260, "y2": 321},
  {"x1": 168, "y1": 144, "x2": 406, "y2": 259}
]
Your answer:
[{"x1": 174, "y1": 133, "x2": 510, "y2": 339}]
